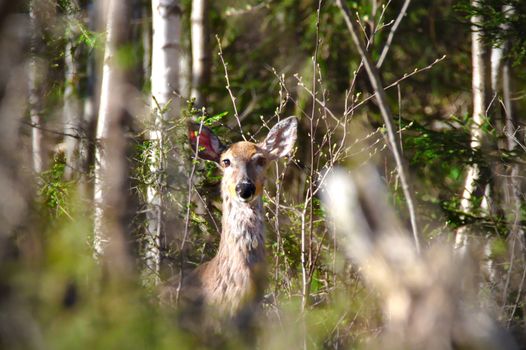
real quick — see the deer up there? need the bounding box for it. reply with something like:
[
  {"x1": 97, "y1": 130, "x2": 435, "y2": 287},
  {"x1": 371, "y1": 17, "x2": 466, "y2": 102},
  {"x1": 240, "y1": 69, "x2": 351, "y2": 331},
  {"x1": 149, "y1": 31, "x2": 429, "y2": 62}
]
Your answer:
[{"x1": 161, "y1": 117, "x2": 297, "y2": 330}]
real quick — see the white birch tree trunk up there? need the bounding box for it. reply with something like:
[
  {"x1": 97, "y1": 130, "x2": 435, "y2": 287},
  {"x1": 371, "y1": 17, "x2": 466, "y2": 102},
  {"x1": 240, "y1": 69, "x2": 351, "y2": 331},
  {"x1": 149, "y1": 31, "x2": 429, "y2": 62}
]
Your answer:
[
  {"x1": 29, "y1": 59, "x2": 44, "y2": 175},
  {"x1": 495, "y1": 6, "x2": 521, "y2": 239},
  {"x1": 179, "y1": 38, "x2": 191, "y2": 99},
  {"x1": 29, "y1": 0, "x2": 46, "y2": 175},
  {"x1": 63, "y1": 10, "x2": 82, "y2": 180},
  {"x1": 491, "y1": 47, "x2": 503, "y2": 95},
  {"x1": 490, "y1": 4, "x2": 517, "y2": 213},
  {"x1": 484, "y1": 15, "x2": 506, "y2": 285},
  {"x1": 487, "y1": 6, "x2": 525, "y2": 306},
  {"x1": 93, "y1": 0, "x2": 132, "y2": 277},
  {"x1": 498, "y1": 7, "x2": 524, "y2": 297},
  {"x1": 147, "y1": 0, "x2": 181, "y2": 283},
  {"x1": 151, "y1": 0, "x2": 180, "y2": 112},
  {"x1": 78, "y1": 1, "x2": 99, "y2": 200},
  {"x1": 455, "y1": 0, "x2": 487, "y2": 250},
  {"x1": 190, "y1": 0, "x2": 209, "y2": 106},
  {"x1": 29, "y1": 0, "x2": 56, "y2": 175},
  {"x1": 142, "y1": 2, "x2": 151, "y2": 84}
]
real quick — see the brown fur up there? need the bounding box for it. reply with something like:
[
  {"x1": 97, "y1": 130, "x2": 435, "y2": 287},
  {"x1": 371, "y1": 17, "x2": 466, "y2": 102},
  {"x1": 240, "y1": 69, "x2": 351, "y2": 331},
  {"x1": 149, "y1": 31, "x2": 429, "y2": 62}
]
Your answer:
[
  {"x1": 162, "y1": 142, "x2": 270, "y2": 318},
  {"x1": 185, "y1": 195, "x2": 266, "y2": 316},
  {"x1": 163, "y1": 117, "x2": 297, "y2": 333}
]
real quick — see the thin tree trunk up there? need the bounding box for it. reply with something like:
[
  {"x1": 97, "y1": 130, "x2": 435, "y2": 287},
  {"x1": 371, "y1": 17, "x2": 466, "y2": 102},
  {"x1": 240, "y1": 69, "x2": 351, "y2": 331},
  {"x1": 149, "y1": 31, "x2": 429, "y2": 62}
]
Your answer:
[
  {"x1": 376, "y1": 0, "x2": 411, "y2": 68},
  {"x1": 483, "y1": 7, "x2": 511, "y2": 283},
  {"x1": 460, "y1": 0, "x2": 486, "y2": 212},
  {"x1": 77, "y1": 0, "x2": 99, "y2": 201},
  {"x1": 151, "y1": 0, "x2": 180, "y2": 113},
  {"x1": 93, "y1": 0, "x2": 133, "y2": 277},
  {"x1": 29, "y1": 0, "x2": 57, "y2": 175},
  {"x1": 336, "y1": 0, "x2": 421, "y2": 253},
  {"x1": 456, "y1": 0, "x2": 487, "y2": 250},
  {"x1": 491, "y1": 48, "x2": 503, "y2": 96},
  {"x1": 190, "y1": 0, "x2": 209, "y2": 106},
  {"x1": 147, "y1": 0, "x2": 181, "y2": 283},
  {"x1": 498, "y1": 6, "x2": 525, "y2": 313},
  {"x1": 179, "y1": 46, "x2": 191, "y2": 99},
  {"x1": 497, "y1": 6, "x2": 522, "y2": 240},
  {"x1": 502, "y1": 66, "x2": 512, "y2": 140},
  {"x1": 29, "y1": 0, "x2": 47, "y2": 175},
  {"x1": 29, "y1": 62, "x2": 44, "y2": 174},
  {"x1": 63, "y1": 4, "x2": 82, "y2": 180},
  {"x1": 142, "y1": 1, "x2": 151, "y2": 85}
]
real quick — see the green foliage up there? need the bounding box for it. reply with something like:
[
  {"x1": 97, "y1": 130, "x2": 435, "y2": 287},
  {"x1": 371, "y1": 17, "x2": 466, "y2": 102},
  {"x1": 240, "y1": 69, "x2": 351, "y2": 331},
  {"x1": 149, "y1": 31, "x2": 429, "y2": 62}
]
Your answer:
[
  {"x1": 403, "y1": 117, "x2": 471, "y2": 185},
  {"x1": 75, "y1": 24, "x2": 103, "y2": 51},
  {"x1": 199, "y1": 110, "x2": 229, "y2": 126},
  {"x1": 10, "y1": 194, "x2": 199, "y2": 349},
  {"x1": 57, "y1": 0, "x2": 78, "y2": 14},
  {"x1": 38, "y1": 155, "x2": 73, "y2": 218},
  {"x1": 400, "y1": 115, "x2": 516, "y2": 234},
  {"x1": 456, "y1": 0, "x2": 526, "y2": 65},
  {"x1": 116, "y1": 44, "x2": 141, "y2": 71}
]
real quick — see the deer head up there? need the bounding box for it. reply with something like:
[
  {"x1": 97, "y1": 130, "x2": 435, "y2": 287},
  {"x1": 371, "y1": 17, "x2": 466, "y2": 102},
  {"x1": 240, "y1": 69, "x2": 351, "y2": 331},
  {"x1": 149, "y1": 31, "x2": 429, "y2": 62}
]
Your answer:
[{"x1": 189, "y1": 117, "x2": 297, "y2": 203}]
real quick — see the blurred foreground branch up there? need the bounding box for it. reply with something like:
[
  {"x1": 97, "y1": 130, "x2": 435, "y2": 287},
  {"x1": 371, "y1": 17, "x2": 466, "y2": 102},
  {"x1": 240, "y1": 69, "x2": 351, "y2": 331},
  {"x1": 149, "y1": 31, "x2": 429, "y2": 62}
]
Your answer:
[{"x1": 323, "y1": 167, "x2": 518, "y2": 350}]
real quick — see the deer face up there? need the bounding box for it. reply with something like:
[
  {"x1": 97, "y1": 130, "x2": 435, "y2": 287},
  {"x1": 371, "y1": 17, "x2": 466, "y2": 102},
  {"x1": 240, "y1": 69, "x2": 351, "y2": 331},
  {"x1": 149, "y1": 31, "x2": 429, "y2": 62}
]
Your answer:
[
  {"x1": 189, "y1": 117, "x2": 298, "y2": 203},
  {"x1": 219, "y1": 141, "x2": 265, "y2": 202}
]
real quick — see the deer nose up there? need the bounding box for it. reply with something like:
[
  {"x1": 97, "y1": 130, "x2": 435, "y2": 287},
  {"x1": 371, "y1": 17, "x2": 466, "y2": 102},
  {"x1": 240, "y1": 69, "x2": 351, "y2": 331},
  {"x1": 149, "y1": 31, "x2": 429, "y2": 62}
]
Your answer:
[{"x1": 236, "y1": 181, "x2": 256, "y2": 200}]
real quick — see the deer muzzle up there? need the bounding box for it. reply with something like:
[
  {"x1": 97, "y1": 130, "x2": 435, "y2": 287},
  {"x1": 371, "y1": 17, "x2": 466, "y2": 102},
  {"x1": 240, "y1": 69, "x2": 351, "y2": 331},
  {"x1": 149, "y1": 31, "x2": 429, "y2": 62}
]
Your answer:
[{"x1": 236, "y1": 181, "x2": 256, "y2": 202}]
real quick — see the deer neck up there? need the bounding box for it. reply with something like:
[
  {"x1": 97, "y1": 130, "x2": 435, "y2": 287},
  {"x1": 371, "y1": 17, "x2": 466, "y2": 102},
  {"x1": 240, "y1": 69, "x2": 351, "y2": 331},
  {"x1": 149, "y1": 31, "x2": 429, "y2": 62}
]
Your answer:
[{"x1": 217, "y1": 194, "x2": 265, "y2": 266}]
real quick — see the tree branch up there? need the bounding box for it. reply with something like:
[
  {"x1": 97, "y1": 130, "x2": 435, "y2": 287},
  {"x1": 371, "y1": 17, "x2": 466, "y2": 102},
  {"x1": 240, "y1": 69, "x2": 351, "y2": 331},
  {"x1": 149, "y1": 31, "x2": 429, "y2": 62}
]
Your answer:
[
  {"x1": 216, "y1": 35, "x2": 246, "y2": 141},
  {"x1": 376, "y1": 0, "x2": 411, "y2": 68},
  {"x1": 336, "y1": 0, "x2": 421, "y2": 253}
]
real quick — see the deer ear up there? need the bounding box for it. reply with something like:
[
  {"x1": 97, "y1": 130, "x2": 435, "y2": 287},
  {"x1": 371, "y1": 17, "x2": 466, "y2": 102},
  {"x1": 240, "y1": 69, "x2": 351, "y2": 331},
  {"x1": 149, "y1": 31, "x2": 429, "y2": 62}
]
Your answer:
[
  {"x1": 259, "y1": 117, "x2": 298, "y2": 160},
  {"x1": 188, "y1": 122, "x2": 225, "y2": 163}
]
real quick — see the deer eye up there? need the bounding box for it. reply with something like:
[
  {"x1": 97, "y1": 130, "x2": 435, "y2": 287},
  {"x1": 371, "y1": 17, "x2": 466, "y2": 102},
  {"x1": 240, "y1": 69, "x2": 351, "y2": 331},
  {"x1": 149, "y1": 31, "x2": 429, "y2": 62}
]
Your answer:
[{"x1": 222, "y1": 159, "x2": 231, "y2": 167}]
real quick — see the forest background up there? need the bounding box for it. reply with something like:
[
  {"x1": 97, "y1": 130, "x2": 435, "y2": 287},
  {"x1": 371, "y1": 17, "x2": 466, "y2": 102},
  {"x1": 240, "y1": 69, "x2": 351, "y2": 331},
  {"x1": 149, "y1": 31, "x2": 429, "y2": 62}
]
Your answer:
[{"x1": 0, "y1": 0, "x2": 525, "y2": 348}]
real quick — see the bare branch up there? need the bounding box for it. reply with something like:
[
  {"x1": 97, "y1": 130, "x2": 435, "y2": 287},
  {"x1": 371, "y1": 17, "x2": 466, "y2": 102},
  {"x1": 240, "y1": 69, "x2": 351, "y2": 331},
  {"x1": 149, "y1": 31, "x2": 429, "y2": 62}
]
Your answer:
[
  {"x1": 215, "y1": 35, "x2": 246, "y2": 140},
  {"x1": 376, "y1": 0, "x2": 411, "y2": 68},
  {"x1": 336, "y1": 0, "x2": 421, "y2": 253}
]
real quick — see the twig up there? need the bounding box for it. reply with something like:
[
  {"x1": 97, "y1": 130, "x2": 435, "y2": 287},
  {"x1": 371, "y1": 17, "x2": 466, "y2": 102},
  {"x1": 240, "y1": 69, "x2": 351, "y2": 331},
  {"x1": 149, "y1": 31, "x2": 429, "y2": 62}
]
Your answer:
[
  {"x1": 397, "y1": 84, "x2": 403, "y2": 154},
  {"x1": 272, "y1": 79, "x2": 288, "y2": 298},
  {"x1": 336, "y1": 0, "x2": 421, "y2": 253},
  {"x1": 22, "y1": 120, "x2": 83, "y2": 140},
  {"x1": 192, "y1": 185, "x2": 221, "y2": 235},
  {"x1": 224, "y1": 1, "x2": 270, "y2": 17},
  {"x1": 508, "y1": 264, "x2": 526, "y2": 327},
  {"x1": 376, "y1": 0, "x2": 411, "y2": 68},
  {"x1": 300, "y1": 0, "x2": 323, "y2": 316},
  {"x1": 295, "y1": 55, "x2": 446, "y2": 122},
  {"x1": 294, "y1": 74, "x2": 339, "y2": 123},
  {"x1": 346, "y1": 55, "x2": 446, "y2": 116},
  {"x1": 343, "y1": 1, "x2": 392, "y2": 110},
  {"x1": 502, "y1": 228, "x2": 518, "y2": 312},
  {"x1": 215, "y1": 35, "x2": 246, "y2": 140},
  {"x1": 177, "y1": 117, "x2": 205, "y2": 302},
  {"x1": 309, "y1": 227, "x2": 328, "y2": 278}
]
